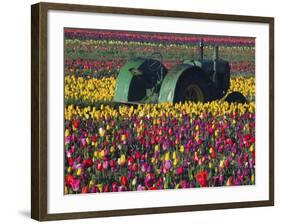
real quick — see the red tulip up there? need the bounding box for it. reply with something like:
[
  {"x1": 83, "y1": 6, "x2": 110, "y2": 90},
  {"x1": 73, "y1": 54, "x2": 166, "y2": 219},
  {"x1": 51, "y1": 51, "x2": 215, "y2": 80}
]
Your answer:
[
  {"x1": 177, "y1": 166, "x2": 183, "y2": 175},
  {"x1": 65, "y1": 174, "x2": 74, "y2": 187},
  {"x1": 82, "y1": 186, "x2": 88, "y2": 193},
  {"x1": 109, "y1": 159, "x2": 116, "y2": 168},
  {"x1": 104, "y1": 184, "x2": 109, "y2": 192},
  {"x1": 224, "y1": 159, "x2": 230, "y2": 168},
  {"x1": 168, "y1": 128, "x2": 173, "y2": 136},
  {"x1": 112, "y1": 182, "x2": 118, "y2": 192},
  {"x1": 72, "y1": 119, "x2": 79, "y2": 129},
  {"x1": 83, "y1": 157, "x2": 93, "y2": 167},
  {"x1": 135, "y1": 151, "x2": 141, "y2": 159},
  {"x1": 128, "y1": 156, "x2": 134, "y2": 165},
  {"x1": 226, "y1": 138, "x2": 233, "y2": 145},
  {"x1": 68, "y1": 157, "x2": 74, "y2": 166},
  {"x1": 132, "y1": 163, "x2": 138, "y2": 172},
  {"x1": 121, "y1": 176, "x2": 128, "y2": 186},
  {"x1": 97, "y1": 162, "x2": 103, "y2": 171},
  {"x1": 196, "y1": 170, "x2": 208, "y2": 187},
  {"x1": 91, "y1": 135, "x2": 97, "y2": 143},
  {"x1": 149, "y1": 187, "x2": 158, "y2": 190}
]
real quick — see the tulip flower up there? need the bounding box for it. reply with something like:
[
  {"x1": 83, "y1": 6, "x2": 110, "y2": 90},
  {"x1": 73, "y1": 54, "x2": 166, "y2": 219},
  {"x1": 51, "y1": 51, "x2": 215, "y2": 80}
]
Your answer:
[
  {"x1": 196, "y1": 170, "x2": 208, "y2": 187},
  {"x1": 137, "y1": 185, "x2": 145, "y2": 191},
  {"x1": 164, "y1": 152, "x2": 170, "y2": 161},
  {"x1": 68, "y1": 157, "x2": 74, "y2": 166},
  {"x1": 82, "y1": 186, "x2": 89, "y2": 193},
  {"x1": 164, "y1": 160, "x2": 172, "y2": 170},
  {"x1": 76, "y1": 168, "x2": 82, "y2": 176},
  {"x1": 119, "y1": 154, "x2": 126, "y2": 166},
  {"x1": 121, "y1": 176, "x2": 128, "y2": 186},
  {"x1": 181, "y1": 180, "x2": 188, "y2": 188},
  {"x1": 70, "y1": 178, "x2": 80, "y2": 192},
  {"x1": 72, "y1": 119, "x2": 79, "y2": 130},
  {"x1": 65, "y1": 174, "x2": 74, "y2": 187},
  {"x1": 177, "y1": 166, "x2": 184, "y2": 175},
  {"x1": 98, "y1": 127, "x2": 105, "y2": 137},
  {"x1": 179, "y1": 145, "x2": 185, "y2": 153},
  {"x1": 144, "y1": 173, "x2": 155, "y2": 188},
  {"x1": 83, "y1": 157, "x2": 93, "y2": 167}
]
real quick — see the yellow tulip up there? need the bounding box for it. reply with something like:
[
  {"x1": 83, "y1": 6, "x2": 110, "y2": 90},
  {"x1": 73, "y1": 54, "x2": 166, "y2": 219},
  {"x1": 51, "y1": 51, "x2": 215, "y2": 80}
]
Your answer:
[
  {"x1": 96, "y1": 184, "x2": 103, "y2": 192},
  {"x1": 155, "y1": 144, "x2": 160, "y2": 152},
  {"x1": 99, "y1": 127, "x2": 105, "y2": 138},
  {"x1": 94, "y1": 151, "x2": 98, "y2": 158},
  {"x1": 179, "y1": 145, "x2": 185, "y2": 153},
  {"x1": 251, "y1": 174, "x2": 255, "y2": 183},
  {"x1": 89, "y1": 180, "x2": 94, "y2": 187},
  {"x1": 121, "y1": 134, "x2": 126, "y2": 142},
  {"x1": 219, "y1": 160, "x2": 224, "y2": 168},
  {"x1": 226, "y1": 177, "x2": 232, "y2": 186},
  {"x1": 250, "y1": 144, "x2": 254, "y2": 152},
  {"x1": 209, "y1": 147, "x2": 214, "y2": 155},
  {"x1": 67, "y1": 166, "x2": 72, "y2": 173},
  {"x1": 110, "y1": 146, "x2": 115, "y2": 153},
  {"x1": 164, "y1": 152, "x2": 170, "y2": 161},
  {"x1": 119, "y1": 154, "x2": 126, "y2": 166},
  {"x1": 99, "y1": 150, "x2": 105, "y2": 159},
  {"x1": 172, "y1": 151, "x2": 177, "y2": 160},
  {"x1": 65, "y1": 129, "x2": 70, "y2": 137},
  {"x1": 76, "y1": 168, "x2": 81, "y2": 176}
]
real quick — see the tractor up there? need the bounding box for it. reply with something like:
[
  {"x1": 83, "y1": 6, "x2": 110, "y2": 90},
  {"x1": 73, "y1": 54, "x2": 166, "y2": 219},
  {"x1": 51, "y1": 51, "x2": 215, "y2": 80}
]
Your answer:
[{"x1": 113, "y1": 39, "x2": 247, "y2": 104}]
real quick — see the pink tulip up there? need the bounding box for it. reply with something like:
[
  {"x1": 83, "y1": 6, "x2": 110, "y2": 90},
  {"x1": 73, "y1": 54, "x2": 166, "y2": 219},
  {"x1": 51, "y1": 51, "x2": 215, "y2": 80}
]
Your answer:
[{"x1": 70, "y1": 178, "x2": 80, "y2": 192}]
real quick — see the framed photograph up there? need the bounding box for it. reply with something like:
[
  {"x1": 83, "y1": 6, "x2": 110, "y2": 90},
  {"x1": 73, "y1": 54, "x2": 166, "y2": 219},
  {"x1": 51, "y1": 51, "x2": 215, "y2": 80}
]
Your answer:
[{"x1": 31, "y1": 2, "x2": 274, "y2": 221}]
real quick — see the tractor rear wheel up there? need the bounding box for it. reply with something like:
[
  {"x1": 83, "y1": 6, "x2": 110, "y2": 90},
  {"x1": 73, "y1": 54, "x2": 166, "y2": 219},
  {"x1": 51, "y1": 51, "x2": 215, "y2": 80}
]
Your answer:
[
  {"x1": 174, "y1": 74, "x2": 210, "y2": 103},
  {"x1": 225, "y1": 91, "x2": 248, "y2": 104}
]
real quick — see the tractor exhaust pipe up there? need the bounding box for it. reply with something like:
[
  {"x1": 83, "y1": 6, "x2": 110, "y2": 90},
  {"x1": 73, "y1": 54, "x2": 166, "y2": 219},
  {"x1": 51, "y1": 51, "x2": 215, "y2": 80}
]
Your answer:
[
  {"x1": 199, "y1": 39, "x2": 204, "y2": 62},
  {"x1": 213, "y1": 45, "x2": 219, "y2": 85}
]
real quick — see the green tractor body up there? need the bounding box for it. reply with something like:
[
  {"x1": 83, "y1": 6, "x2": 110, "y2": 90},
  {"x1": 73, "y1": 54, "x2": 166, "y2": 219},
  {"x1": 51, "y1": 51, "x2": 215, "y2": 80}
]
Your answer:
[{"x1": 113, "y1": 40, "x2": 246, "y2": 104}]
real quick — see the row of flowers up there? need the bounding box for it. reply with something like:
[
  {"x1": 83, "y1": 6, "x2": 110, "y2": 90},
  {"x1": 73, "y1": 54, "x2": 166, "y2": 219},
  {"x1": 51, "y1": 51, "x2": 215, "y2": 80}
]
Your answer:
[
  {"x1": 64, "y1": 76, "x2": 255, "y2": 104},
  {"x1": 65, "y1": 29, "x2": 255, "y2": 46},
  {"x1": 64, "y1": 59, "x2": 255, "y2": 78},
  {"x1": 65, "y1": 39, "x2": 255, "y2": 62},
  {"x1": 64, "y1": 101, "x2": 255, "y2": 121},
  {"x1": 64, "y1": 103, "x2": 255, "y2": 193},
  {"x1": 64, "y1": 76, "x2": 116, "y2": 102}
]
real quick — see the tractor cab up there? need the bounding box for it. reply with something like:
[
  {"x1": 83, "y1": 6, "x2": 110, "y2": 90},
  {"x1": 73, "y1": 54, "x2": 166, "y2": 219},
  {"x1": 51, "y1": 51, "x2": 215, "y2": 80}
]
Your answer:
[{"x1": 113, "y1": 54, "x2": 167, "y2": 103}]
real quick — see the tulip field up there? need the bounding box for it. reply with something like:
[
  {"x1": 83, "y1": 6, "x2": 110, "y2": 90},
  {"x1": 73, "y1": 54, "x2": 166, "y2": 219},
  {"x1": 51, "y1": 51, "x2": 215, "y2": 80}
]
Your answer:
[{"x1": 64, "y1": 29, "x2": 255, "y2": 194}]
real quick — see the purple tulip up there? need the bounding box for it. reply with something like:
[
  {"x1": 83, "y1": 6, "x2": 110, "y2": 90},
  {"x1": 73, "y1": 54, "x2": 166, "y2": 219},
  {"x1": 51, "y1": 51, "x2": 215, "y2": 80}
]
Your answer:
[
  {"x1": 137, "y1": 185, "x2": 145, "y2": 191},
  {"x1": 163, "y1": 160, "x2": 172, "y2": 170},
  {"x1": 162, "y1": 141, "x2": 169, "y2": 151}
]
